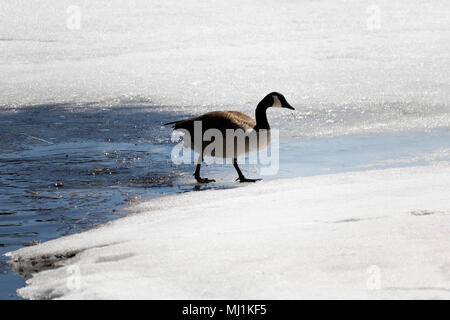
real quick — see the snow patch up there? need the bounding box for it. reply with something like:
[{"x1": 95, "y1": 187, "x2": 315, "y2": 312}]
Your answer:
[
  {"x1": 6, "y1": 164, "x2": 450, "y2": 299},
  {"x1": 1, "y1": 0, "x2": 449, "y2": 138}
]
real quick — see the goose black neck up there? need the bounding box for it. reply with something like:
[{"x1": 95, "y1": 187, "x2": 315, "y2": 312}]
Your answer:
[{"x1": 254, "y1": 102, "x2": 270, "y2": 130}]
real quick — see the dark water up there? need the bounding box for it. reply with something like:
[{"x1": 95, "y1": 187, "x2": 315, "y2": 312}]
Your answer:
[
  {"x1": 0, "y1": 104, "x2": 190, "y2": 299},
  {"x1": 1, "y1": 103, "x2": 449, "y2": 299},
  {"x1": 0, "y1": 103, "x2": 264, "y2": 298}
]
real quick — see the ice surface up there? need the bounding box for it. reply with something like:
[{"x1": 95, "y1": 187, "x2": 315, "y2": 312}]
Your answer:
[
  {"x1": 1, "y1": 0, "x2": 449, "y2": 138},
  {"x1": 2, "y1": 0, "x2": 450, "y2": 299},
  {"x1": 6, "y1": 164, "x2": 450, "y2": 299}
]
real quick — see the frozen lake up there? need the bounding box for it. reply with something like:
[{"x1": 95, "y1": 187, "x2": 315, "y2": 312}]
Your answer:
[
  {"x1": 1, "y1": 102, "x2": 449, "y2": 298},
  {"x1": 1, "y1": 0, "x2": 449, "y2": 299}
]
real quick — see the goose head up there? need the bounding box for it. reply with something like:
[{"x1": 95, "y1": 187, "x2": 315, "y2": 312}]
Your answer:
[{"x1": 262, "y1": 92, "x2": 295, "y2": 110}]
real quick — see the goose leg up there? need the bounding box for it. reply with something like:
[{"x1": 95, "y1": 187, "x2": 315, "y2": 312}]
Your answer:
[
  {"x1": 193, "y1": 162, "x2": 215, "y2": 183},
  {"x1": 233, "y1": 159, "x2": 261, "y2": 183}
]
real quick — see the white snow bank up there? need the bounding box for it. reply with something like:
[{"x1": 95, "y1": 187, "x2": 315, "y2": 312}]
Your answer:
[
  {"x1": 1, "y1": 0, "x2": 449, "y2": 138},
  {"x1": 6, "y1": 164, "x2": 450, "y2": 299},
  {"x1": 2, "y1": 1, "x2": 449, "y2": 113}
]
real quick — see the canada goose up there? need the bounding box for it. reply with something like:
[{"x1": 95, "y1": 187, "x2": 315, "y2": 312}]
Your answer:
[{"x1": 165, "y1": 92, "x2": 294, "y2": 183}]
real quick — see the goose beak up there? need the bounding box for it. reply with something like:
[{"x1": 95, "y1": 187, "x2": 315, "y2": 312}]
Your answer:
[{"x1": 283, "y1": 103, "x2": 295, "y2": 110}]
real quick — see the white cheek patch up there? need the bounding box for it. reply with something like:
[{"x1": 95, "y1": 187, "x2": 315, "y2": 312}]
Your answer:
[{"x1": 272, "y1": 95, "x2": 282, "y2": 108}]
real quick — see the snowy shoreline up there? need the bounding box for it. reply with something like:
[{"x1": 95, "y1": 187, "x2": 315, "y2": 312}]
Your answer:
[{"x1": 6, "y1": 163, "x2": 450, "y2": 299}]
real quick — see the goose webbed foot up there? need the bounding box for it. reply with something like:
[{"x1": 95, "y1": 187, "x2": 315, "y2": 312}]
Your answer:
[
  {"x1": 232, "y1": 159, "x2": 261, "y2": 183},
  {"x1": 236, "y1": 177, "x2": 262, "y2": 183},
  {"x1": 194, "y1": 175, "x2": 216, "y2": 184},
  {"x1": 193, "y1": 163, "x2": 215, "y2": 183}
]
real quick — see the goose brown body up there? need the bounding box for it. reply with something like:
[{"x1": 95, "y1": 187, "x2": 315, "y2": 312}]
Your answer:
[
  {"x1": 169, "y1": 111, "x2": 263, "y2": 158},
  {"x1": 171, "y1": 111, "x2": 256, "y2": 132}
]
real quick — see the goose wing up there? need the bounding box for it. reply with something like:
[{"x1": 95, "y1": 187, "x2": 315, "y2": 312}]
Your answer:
[{"x1": 167, "y1": 111, "x2": 256, "y2": 133}]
